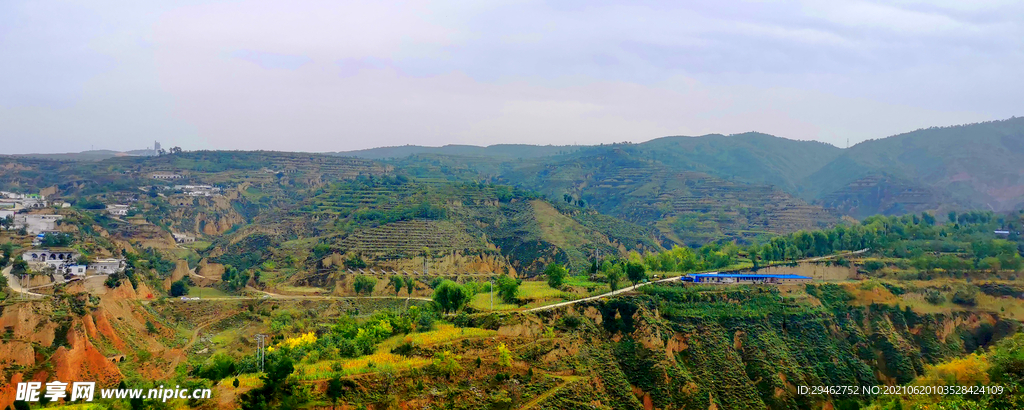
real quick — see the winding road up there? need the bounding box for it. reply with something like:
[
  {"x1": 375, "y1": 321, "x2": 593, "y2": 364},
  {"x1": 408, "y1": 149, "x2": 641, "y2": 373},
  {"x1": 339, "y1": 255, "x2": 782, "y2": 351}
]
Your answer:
[
  {"x1": 526, "y1": 248, "x2": 869, "y2": 312},
  {"x1": 1, "y1": 265, "x2": 45, "y2": 299}
]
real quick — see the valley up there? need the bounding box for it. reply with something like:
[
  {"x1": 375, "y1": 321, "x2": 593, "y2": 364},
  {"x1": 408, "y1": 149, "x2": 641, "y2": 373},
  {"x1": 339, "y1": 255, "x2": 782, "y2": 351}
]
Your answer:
[{"x1": 3, "y1": 120, "x2": 1024, "y2": 409}]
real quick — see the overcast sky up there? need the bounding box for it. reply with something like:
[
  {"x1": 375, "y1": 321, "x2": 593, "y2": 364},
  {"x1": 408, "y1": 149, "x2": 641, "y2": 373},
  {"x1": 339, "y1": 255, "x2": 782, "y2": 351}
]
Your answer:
[{"x1": 1, "y1": 0, "x2": 1021, "y2": 154}]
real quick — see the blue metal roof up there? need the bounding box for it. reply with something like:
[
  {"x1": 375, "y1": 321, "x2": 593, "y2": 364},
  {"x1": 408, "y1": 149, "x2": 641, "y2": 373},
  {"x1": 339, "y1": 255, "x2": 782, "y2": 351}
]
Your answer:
[{"x1": 685, "y1": 273, "x2": 812, "y2": 279}]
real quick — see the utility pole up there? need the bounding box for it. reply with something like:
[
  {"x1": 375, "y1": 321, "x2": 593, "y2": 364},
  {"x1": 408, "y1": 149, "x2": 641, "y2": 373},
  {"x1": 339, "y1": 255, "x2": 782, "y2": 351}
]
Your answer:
[{"x1": 255, "y1": 334, "x2": 268, "y2": 372}]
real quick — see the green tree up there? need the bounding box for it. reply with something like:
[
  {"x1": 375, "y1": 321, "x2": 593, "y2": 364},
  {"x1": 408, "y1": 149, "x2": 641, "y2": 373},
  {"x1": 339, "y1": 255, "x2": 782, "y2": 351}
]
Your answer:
[
  {"x1": 496, "y1": 343, "x2": 512, "y2": 367},
  {"x1": 432, "y1": 280, "x2": 470, "y2": 314},
  {"x1": 495, "y1": 274, "x2": 519, "y2": 303},
  {"x1": 432, "y1": 350, "x2": 463, "y2": 377},
  {"x1": 326, "y1": 376, "x2": 344, "y2": 409},
  {"x1": 389, "y1": 276, "x2": 405, "y2": 296},
  {"x1": 41, "y1": 232, "x2": 73, "y2": 247},
  {"x1": 11, "y1": 259, "x2": 28, "y2": 275},
  {"x1": 353, "y1": 275, "x2": 376, "y2": 295},
  {"x1": 625, "y1": 262, "x2": 647, "y2": 288},
  {"x1": 169, "y1": 279, "x2": 189, "y2": 297},
  {"x1": 406, "y1": 278, "x2": 415, "y2": 295},
  {"x1": 545, "y1": 263, "x2": 567, "y2": 289},
  {"x1": 239, "y1": 356, "x2": 297, "y2": 410},
  {"x1": 606, "y1": 265, "x2": 622, "y2": 291},
  {"x1": 344, "y1": 254, "x2": 366, "y2": 269},
  {"x1": 145, "y1": 320, "x2": 157, "y2": 334},
  {"x1": 0, "y1": 242, "x2": 13, "y2": 268},
  {"x1": 233, "y1": 378, "x2": 239, "y2": 388}
]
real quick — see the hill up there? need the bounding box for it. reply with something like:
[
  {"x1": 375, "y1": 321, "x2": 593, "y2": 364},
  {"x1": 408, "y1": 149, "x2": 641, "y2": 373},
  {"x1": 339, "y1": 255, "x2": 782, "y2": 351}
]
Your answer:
[
  {"x1": 211, "y1": 177, "x2": 662, "y2": 285},
  {"x1": 603, "y1": 132, "x2": 843, "y2": 194},
  {"x1": 0, "y1": 151, "x2": 660, "y2": 280},
  {"x1": 805, "y1": 117, "x2": 1024, "y2": 215},
  {"x1": 330, "y1": 143, "x2": 581, "y2": 160},
  {"x1": 384, "y1": 146, "x2": 840, "y2": 245},
  {"x1": 335, "y1": 118, "x2": 1024, "y2": 219}
]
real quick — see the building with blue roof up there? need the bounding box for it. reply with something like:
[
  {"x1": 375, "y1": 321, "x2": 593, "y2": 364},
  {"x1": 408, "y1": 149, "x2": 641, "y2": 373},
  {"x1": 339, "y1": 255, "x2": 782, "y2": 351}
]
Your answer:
[{"x1": 681, "y1": 273, "x2": 812, "y2": 285}]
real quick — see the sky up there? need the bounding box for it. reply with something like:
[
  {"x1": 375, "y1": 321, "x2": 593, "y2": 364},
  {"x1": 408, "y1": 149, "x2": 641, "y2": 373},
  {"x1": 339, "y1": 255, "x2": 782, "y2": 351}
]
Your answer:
[{"x1": 1, "y1": 0, "x2": 1022, "y2": 154}]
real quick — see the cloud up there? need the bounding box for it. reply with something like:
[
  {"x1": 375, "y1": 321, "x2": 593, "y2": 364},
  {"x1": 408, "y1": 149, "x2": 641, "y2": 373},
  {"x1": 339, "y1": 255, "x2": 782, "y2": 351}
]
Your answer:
[{"x1": 0, "y1": 0, "x2": 1020, "y2": 154}]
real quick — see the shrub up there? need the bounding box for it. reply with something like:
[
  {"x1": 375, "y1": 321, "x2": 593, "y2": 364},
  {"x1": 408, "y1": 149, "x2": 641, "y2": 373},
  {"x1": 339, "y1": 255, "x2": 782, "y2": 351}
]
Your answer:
[
  {"x1": 496, "y1": 343, "x2": 512, "y2": 367},
  {"x1": 495, "y1": 274, "x2": 520, "y2": 303},
  {"x1": 353, "y1": 275, "x2": 376, "y2": 295},
  {"x1": 952, "y1": 287, "x2": 978, "y2": 307},
  {"x1": 431, "y1": 350, "x2": 462, "y2": 377},
  {"x1": 545, "y1": 263, "x2": 567, "y2": 289},
  {"x1": 416, "y1": 312, "x2": 435, "y2": 332},
  {"x1": 924, "y1": 289, "x2": 946, "y2": 305},
  {"x1": 169, "y1": 279, "x2": 189, "y2": 297},
  {"x1": 862, "y1": 260, "x2": 885, "y2": 273},
  {"x1": 433, "y1": 280, "x2": 470, "y2": 314}
]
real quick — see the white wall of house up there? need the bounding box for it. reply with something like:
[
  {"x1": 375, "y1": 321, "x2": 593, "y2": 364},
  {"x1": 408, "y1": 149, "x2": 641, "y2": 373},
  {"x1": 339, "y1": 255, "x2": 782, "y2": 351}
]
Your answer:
[{"x1": 89, "y1": 259, "x2": 125, "y2": 274}]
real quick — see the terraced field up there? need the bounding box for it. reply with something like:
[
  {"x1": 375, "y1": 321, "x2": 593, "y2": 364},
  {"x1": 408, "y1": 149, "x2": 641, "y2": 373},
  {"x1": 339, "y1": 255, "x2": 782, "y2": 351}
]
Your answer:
[
  {"x1": 340, "y1": 220, "x2": 483, "y2": 257},
  {"x1": 537, "y1": 163, "x2": 838, "y2": 244}
]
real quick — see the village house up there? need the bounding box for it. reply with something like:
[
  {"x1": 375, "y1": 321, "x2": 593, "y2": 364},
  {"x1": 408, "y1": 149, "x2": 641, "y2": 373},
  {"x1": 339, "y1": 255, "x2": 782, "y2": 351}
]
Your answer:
[
  {"x1": 106, "y1": 204, "x2": 130, "y2": 216},
  {"x1": 151, "y1": 173, "x2": 183, "y2": 180},
  {"x1": 13, "y1": 214, "x2": 64, "y2": 234},
  {"x1": 22, "y1": 248, "x2": 80, "y2": 262},
  {"x1": 89, "y1": 258, "x2": 126, "y2": 274},
  {"x1": 64, "y1": 265, "x2": 88, "y2": 277},
  {"x1": 173, "y1": 184, "x2": 221, "y2": 197},
  {"x1": 172, "y1": 233, "x2": 196, "y2": 243},
  {"x1": 19, "y1": 197, "x2": 47, "y2": 209}
]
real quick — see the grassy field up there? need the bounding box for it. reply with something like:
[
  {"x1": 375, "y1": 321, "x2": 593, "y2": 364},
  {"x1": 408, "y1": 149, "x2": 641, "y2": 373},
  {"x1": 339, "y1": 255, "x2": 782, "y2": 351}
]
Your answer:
[
  {"x1": 289, "y1": 324, "x2": 496, "y2": 381},
  {"x1": 469, "y1": 292, "x2": 519, "y2": 311},
  {"x1": 531, "y1": 200, "x2": 599, "y2": 248},
  {"x1": 274, "y1": 285, "x2": 329, "y2": 295},
  {"x1": 469, "y1": 280, "x2": 576, "y2": 311},
  {"x1": 187, "y1": 286, "x2": 230, "y2": 298}
]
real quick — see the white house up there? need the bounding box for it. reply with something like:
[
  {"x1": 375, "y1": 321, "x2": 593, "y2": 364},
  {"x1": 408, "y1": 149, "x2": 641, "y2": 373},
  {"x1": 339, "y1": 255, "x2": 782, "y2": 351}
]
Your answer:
[
  {"x1": 20, "y1": 197, "x2": 47, "y2": 208},
  {"x1": 14, "y1": 214, "x2": 63, "y2": 234},
  {"x1": 172, "y1": 233, "x2": 196, "y2": 243},
  {"x1": 22, "y1": 248, "x2": 81, "y2": 263},
  {"x1": 89, "y1": 258, "x2": 125, "y2": 274},
  {"x1": 106, "y1": 204, "x2": 130, "y2": 216},
  {"x1": 173, "y1": 185, "x2": 221, "y2": 196},
  {"x1": 151, "y1": 173, "x2": 183, "y2": 180},
  {"x1": 64, "y1": 265, "x2": 88, "y2": 277}
]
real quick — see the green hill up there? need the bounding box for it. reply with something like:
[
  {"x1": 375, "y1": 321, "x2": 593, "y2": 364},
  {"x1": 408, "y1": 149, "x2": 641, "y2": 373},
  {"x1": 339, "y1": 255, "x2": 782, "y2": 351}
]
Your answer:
[
  {"x1": 219, "y1": 177, "x2": 662, "y2": 280},
  {"x1": 330, "y1": 143, "x2": 581, "y2": 160},
  {"x1": 804, "y1": 117, "x2": 1024, "y2": 215}
]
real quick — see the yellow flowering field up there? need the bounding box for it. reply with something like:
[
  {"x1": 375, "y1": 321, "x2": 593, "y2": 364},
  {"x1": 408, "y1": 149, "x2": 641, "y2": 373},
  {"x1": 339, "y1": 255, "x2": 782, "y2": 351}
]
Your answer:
[
  {"x1": 384, "y1": 324, "x2": 495, "y2": 349},
  {"x1": 292, "y1": 351, "x2": 429, "y2": 381}
]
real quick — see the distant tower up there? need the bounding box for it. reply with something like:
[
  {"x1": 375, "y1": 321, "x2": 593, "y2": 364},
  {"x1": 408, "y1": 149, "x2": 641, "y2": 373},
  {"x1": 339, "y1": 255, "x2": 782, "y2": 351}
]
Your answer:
[{"x1": 154, "y1": 141, "x2": 161, "y2": 152}]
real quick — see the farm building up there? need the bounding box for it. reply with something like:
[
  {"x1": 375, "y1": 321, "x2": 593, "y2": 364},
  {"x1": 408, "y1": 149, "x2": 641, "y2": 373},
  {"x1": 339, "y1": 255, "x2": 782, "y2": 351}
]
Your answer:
[
  {"x1": 106, "y1": 204, "x2": 130, "y2": 216},
  {"x1": 681, "y1": 273, "x2": 812, "y2": 285},
  {"x1": 89, "y1": 258, "x2": 126, "y2": 274},
  {"x1": 22, "y1": 248, "x2": 81, "y2": 263}
]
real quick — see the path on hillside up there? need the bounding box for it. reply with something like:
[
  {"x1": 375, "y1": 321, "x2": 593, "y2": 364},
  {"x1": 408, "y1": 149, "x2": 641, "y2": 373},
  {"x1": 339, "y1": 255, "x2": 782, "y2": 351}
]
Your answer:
[
  {"x1": 185, "y1": 289, "x2": 432, "y2": 303},
  {"x1": 519, "y1": 374, "x2": 587, "y2": 409},
  {"x1": 526, "y1": 248, "x2": 869, "y2": 313},
  {"x1": 806, "y1": 248, "x2": 868, "y2": 261},
  {"x1": 164, "y1": 308, "x2": 243, "y2": 379},
  {"x1": 2, "y1": 266, "x2": 45, "y2": 299}
]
